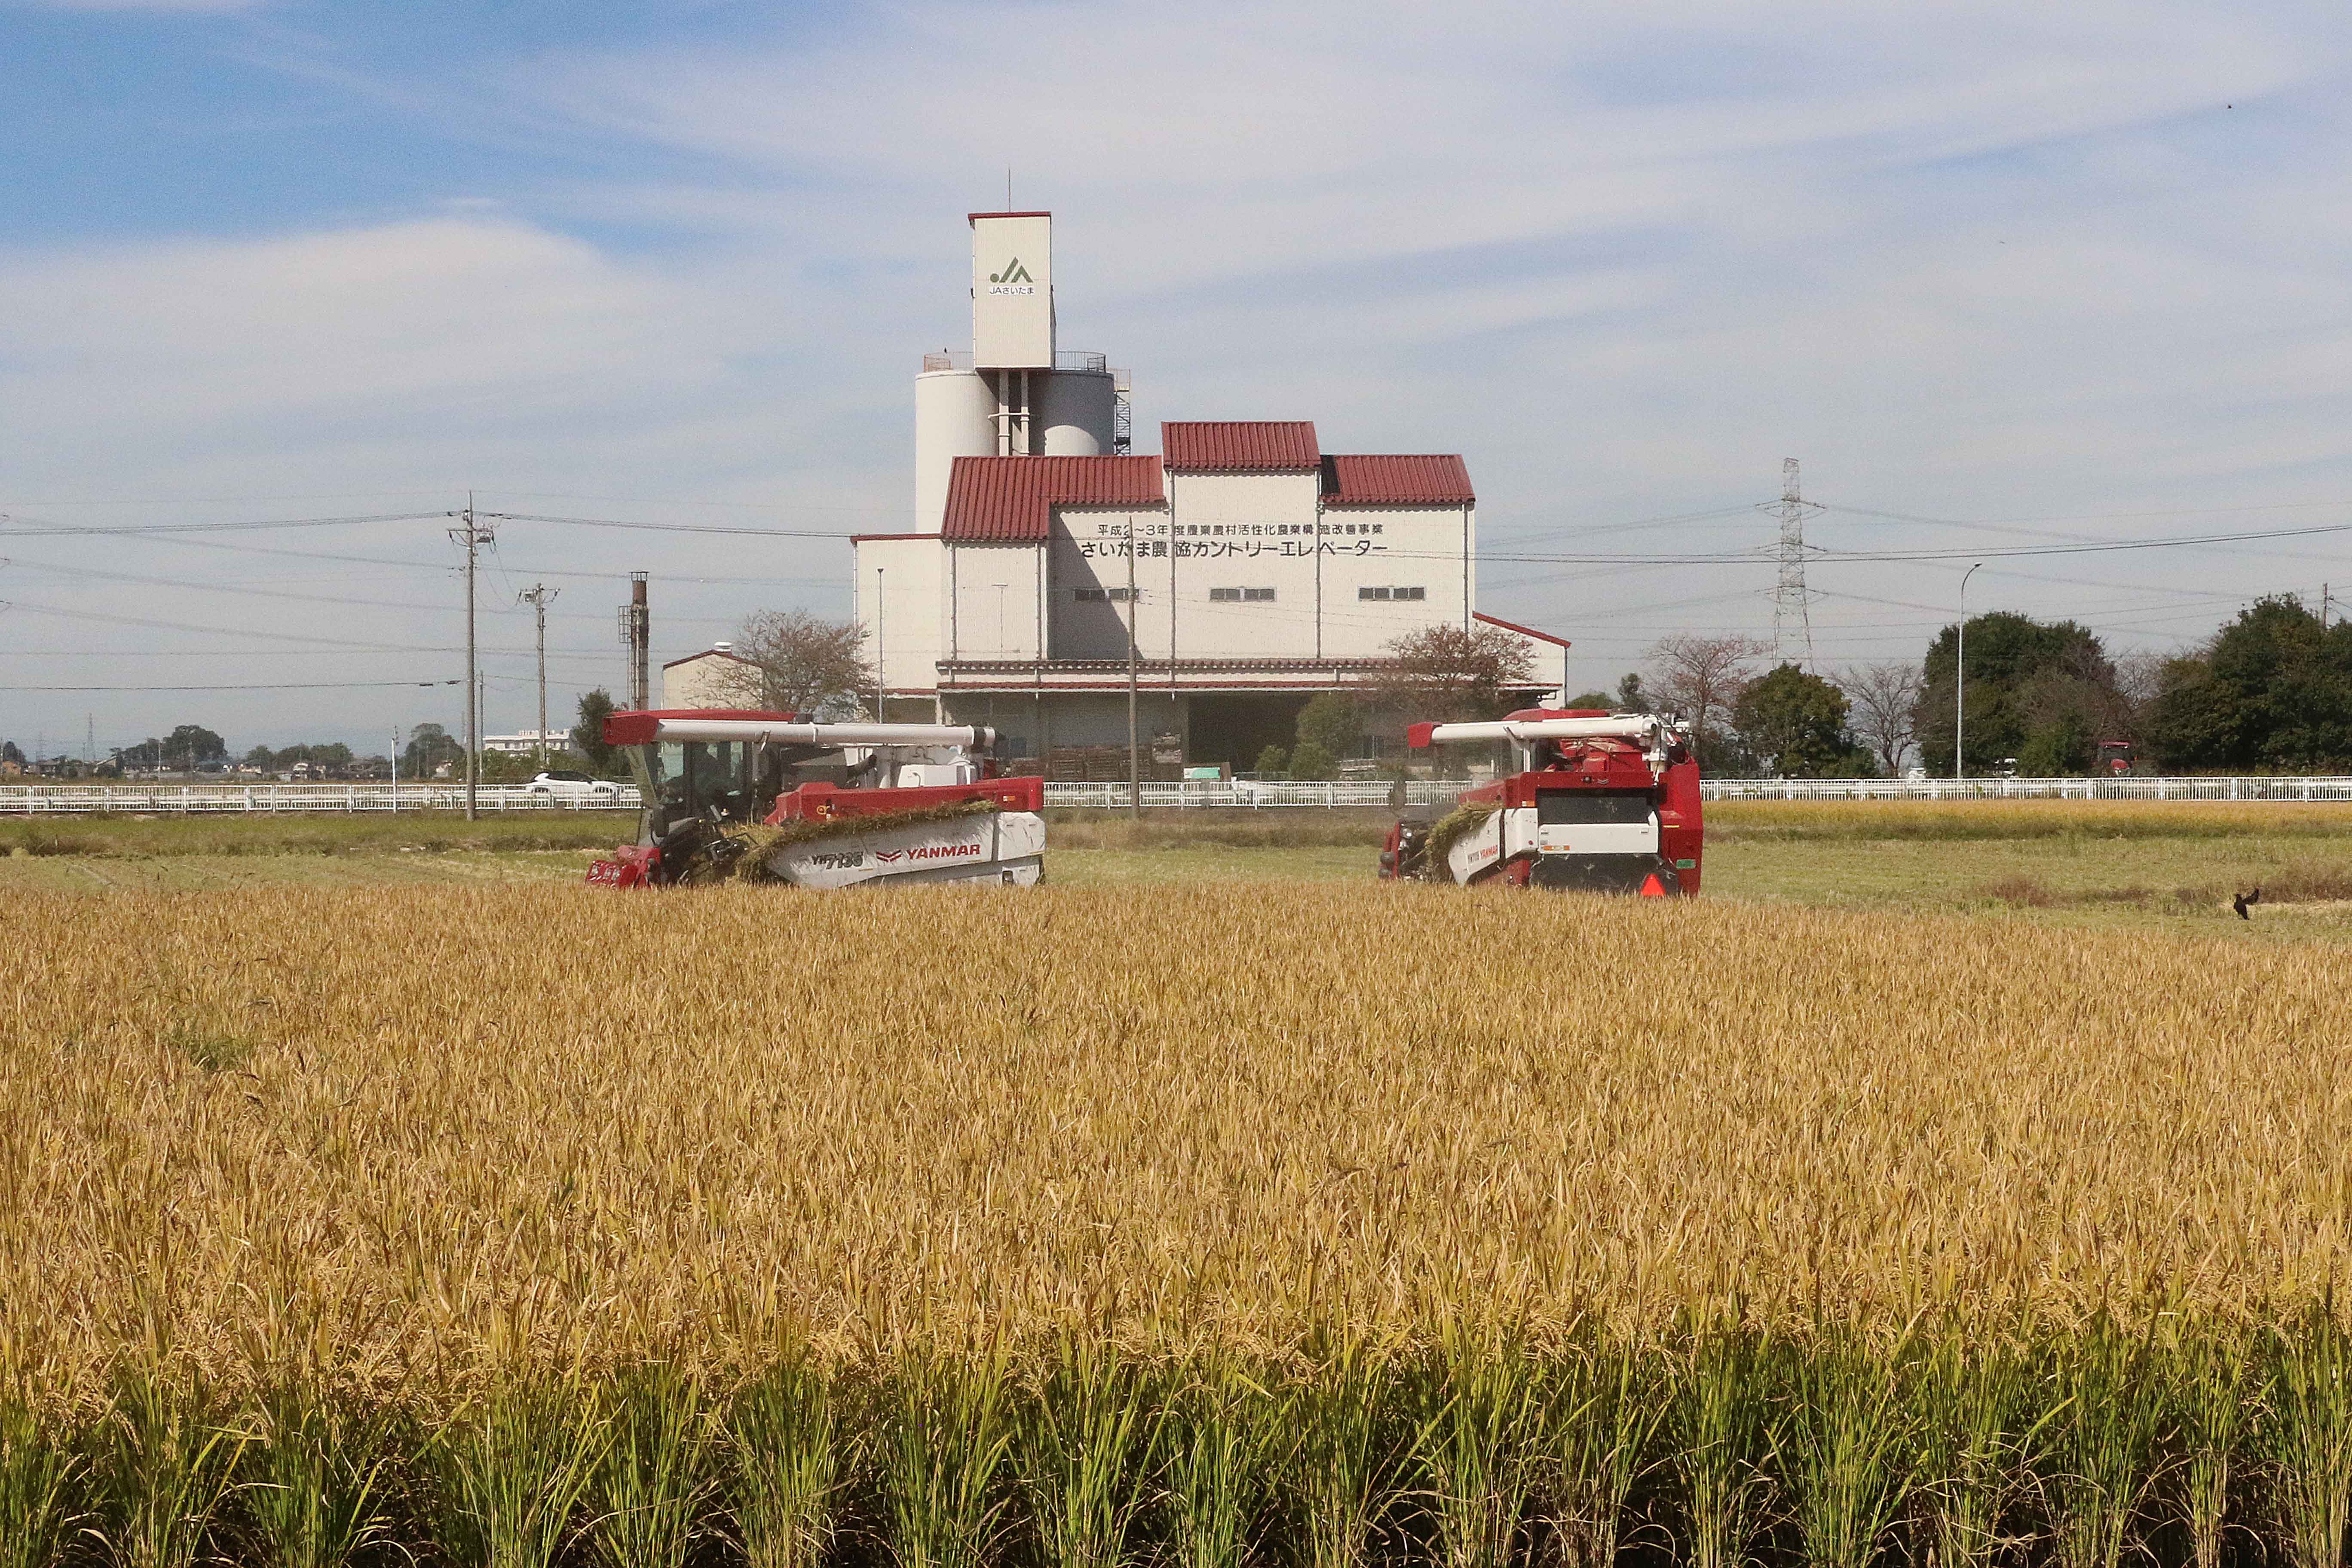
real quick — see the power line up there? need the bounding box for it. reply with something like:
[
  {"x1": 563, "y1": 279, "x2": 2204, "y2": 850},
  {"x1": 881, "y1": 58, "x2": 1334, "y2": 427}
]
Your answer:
[{"x1": 9, "y1": 679, "x2": 464, "y2": 692}]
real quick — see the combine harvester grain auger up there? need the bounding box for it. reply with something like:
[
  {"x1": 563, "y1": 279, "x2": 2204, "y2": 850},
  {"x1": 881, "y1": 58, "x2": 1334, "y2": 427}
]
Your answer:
[
  {"x1": 586, "y1": 710, "x2": 1045, "y2": 889},
  {"x1": 1378, "y1": 709, "x2": 1703, "y2": 895}
]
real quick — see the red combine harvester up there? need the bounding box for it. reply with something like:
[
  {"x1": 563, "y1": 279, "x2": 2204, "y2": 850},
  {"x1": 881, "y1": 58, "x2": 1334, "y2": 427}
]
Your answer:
[
  {"x1": 1378, "y1": 709, "x2": 1703, "y2": 894},
  {"x1": 586, "y1": 710, "x2": 1045, "y2": 888}
]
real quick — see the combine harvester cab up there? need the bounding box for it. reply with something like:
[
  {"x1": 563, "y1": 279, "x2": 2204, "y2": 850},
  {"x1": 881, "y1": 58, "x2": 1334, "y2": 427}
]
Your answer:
[
  {"x1": 1379, "y1": 709, "x2": 1702, "y2": 895},
  {"x1": 586, "y1": 709, "x2": 1045, "y2": 889}
]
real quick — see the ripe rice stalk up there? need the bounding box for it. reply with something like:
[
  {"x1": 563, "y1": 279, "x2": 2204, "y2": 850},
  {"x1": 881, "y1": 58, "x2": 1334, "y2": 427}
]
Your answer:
[
  {"x1": 240, "y1": 1381, "x2": 399, "y2": 1568},
  {"x1": 1017, "y1": 1338, "x2": 1159, "y2": 1568},
  {"x1": 2167, "y1": 1323, "x2": 2260, "y2": 1568},
  {"x1": 0, "y1": 1391, "x2": 79, "y2": 1568},
  {"x1": 885, "y1": 1348, "x2": 1015, "y2": 1568},
  {"x1": 1286, "y1": 1336, "x2": 1398, "y2": 1568},
  {"x1": 11, "y1": 885, "x2": 2352, "y2": 1395},
  {"x1": 588, "y1": 1363, "x2": 719, "y2": 1568},
  {"x1": 1775, "y1": 1329, "x2": 1917, "y2": 1568},
  {"x1": 2042, "y1": 1320, "x2": 2166, "y2": 1568},
  {"x1": 731, "y1": 1352, "x2": 842, "y2": 1568},
  {"x1": 1913, "y1": 1335, "x2": 2044, "y2": 1568},
  {"x1": 427, "y1": 1377, "x2": 607, "y2": 1568},
  {"x1": 1161, "y1": 1351, "x2": 1287, "y2": 1568},
  {"x1": 1536, "y1": 1335, "x2": 1663, "y2": 1568},
  {"x1": 2267, "y1": 1311, "x2": 2352, "y2": 1568},
  {"x1": 1413, "y1": 1323, "x2": 1545, "y2": 1568},
  {"x1": 1669, "y1": 1329, "x2": 1773, "y2": 1568},
  {"x1": 89, "y1": 1363, "x2": 246, "y2": 1568}
]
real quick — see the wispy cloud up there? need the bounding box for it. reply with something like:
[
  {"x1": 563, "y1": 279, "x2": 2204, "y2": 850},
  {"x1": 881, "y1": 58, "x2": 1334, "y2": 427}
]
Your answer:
[{"x1": 6, "y1": 0, "x2": 2352, "y2": 746}]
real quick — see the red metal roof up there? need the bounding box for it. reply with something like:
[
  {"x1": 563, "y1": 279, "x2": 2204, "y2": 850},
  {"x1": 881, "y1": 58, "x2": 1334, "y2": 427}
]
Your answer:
[
  {"x1": 1320, "y1": 453, "x2": 1475, "y2": 506},
  {"x1": 941, "y1": 455, "x2": 1166, "y2": 542},
  {"x1": 1474, "y1": 610, "x2": 1570, "y2": 649},
  {"x1": 1161, "y1": 421, "x2": 1320, "y2": 472}
]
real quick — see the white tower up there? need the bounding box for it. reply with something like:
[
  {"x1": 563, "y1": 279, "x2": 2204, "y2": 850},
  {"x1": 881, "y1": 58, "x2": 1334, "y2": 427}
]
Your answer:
[{"x1": 913, "y1": 211, "x2": 1121, "y2": 530}]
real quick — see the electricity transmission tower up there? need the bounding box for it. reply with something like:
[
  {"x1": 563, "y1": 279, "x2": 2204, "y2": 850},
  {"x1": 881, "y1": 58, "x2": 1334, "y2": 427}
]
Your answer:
[{"x1": 1771, "y1": 457, "x2": 1822, "y2": 670}]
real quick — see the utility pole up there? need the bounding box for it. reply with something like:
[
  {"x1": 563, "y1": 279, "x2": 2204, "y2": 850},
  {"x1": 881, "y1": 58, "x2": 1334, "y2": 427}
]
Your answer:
[
  {"x1": 450, "y1": 496, "x2": 496, "y2": 821},
  {"x1": 518, "y1": 584, "x2": 557, "y2": 768},
  {"x1": 1771, "y1": 457, "x2": 1820, "y2": 670},
  {"x1": 1126, "y1": 520, "x2": 1141, "y2": 817},
  {"x1": 1957, "y1": 562, "x2": 1983, "y2": 783},
  {"x1": 2324, "y1": 583, "x2": 2333, "y2": 631}
]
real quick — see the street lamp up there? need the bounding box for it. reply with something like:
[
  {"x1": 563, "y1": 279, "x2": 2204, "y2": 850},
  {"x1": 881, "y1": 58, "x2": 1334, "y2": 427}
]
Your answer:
[{"x1": 1956, "y1": 561, "x2": 1984, "y2": 782}]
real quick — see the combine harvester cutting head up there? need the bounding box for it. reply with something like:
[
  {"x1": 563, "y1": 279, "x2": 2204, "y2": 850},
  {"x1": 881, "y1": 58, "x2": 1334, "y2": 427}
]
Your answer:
[
  {"x1": 587, "y1": 710, "x2": 1044, "y2": 889},
  {"x1": 1379, "y1": 709, "x2": 1702, "y2": 895}
]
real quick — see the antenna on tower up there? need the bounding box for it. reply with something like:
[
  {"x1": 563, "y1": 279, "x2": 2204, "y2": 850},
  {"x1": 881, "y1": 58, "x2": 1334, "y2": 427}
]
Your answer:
[{"x1": 1771, "y1": 457, "x2": 1821, "y2": 670}]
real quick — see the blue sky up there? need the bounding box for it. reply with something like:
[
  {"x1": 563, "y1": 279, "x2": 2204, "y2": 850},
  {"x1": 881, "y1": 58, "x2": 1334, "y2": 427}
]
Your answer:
[{"x1": 4, "y1": 0, "x2": 2352, "y2": 752}]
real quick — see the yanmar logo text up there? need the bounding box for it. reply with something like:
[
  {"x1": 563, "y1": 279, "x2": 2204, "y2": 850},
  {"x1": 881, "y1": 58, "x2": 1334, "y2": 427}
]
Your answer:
[{"x1": 874, "y1": 841, "x2": 983, "y2": 864}]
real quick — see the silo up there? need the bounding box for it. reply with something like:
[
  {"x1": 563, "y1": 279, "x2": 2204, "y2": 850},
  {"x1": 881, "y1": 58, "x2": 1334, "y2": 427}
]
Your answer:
[
  {"x1": 1036, "y1": 367, "x2": 1117, "y2": 456},
  {"x1": 914, "y1": 368, "x2": 998, "y2": 532}
]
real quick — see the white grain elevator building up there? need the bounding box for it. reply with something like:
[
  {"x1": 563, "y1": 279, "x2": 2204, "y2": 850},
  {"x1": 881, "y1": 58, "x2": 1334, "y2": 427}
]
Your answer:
[{"x1": 854, "y1": 211, "x2": 1567, "y2": 772}]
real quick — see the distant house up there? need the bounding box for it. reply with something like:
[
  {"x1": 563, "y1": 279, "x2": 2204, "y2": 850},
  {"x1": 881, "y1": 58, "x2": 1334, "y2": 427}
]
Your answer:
[
  {"x1": 482, "y1": 729, "x2": 573, "y2": 756},
  {"x1": 662, "y1": 643, "x2": 763, "y2": 709}
]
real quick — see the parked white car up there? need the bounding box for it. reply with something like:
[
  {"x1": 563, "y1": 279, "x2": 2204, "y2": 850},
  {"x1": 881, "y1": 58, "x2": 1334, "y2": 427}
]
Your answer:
[{"x1": 524, "y1": 769, "x2": 622, "y2": 802}]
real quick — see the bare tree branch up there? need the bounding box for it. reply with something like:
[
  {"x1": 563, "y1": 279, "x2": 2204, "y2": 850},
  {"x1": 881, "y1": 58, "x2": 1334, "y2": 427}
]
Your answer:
[
  {"x1": 1644, "y1": 634, "x2": 1769, "y2": 763},
  {"x1": 709, "y1": 610, "x2": 876, "y2": 719},
  {"x1": 1837, "y1": 661, "x2": 1924, "y2": 775}
]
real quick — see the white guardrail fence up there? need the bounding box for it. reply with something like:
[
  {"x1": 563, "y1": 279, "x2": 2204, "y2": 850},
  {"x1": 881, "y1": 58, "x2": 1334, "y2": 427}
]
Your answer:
[{"x1": 5, "y1": 776, "x2": 2352, "y2": 815}]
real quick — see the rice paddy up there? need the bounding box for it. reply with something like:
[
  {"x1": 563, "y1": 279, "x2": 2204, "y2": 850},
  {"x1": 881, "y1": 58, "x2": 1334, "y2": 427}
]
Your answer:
[{"x1": 4, "y1": 801, "x2": 2351, "y2": 1563}]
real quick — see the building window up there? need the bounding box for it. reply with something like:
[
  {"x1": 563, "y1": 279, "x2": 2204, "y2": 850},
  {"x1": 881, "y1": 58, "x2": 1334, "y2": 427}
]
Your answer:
[
  {"x1": 1210, "y1": 587, "x2": 1277, "y2": 603},
  {"x1": 1358, "y1": 586, "x2": 1427, "y2": 601},
  {"x1": 1075, "y1": 587, "x2": 1136, "y2": 602}
]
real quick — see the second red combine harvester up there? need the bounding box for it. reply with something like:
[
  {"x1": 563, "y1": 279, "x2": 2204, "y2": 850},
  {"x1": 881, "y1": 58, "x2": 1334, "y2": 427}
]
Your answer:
[{"x1": 1379, "y1": 709, "x2": 1703, "y2": 894}]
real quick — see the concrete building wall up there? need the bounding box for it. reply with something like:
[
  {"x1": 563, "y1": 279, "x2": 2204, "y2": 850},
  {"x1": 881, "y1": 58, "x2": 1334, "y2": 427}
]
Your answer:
[
  {"x1": 662, "y1": 650, "x2": 760, "y2": 709},
  {"x1": 1047, "y1": 505, "x2": 1172, "y2": 660},
  {"x1": 947, "y1": 541, "x2": 1047, "y2": 661},
  {"x1": 1163, "y1": 471, "x2": 1323, "y2": 660},
  {"x1": 972, "y1": 214, "x2": 1054, "y2": 368},
  {"x1": 856, "y1": 536, "x2": 945, "y2": 707},
  {"x1": 1316, "y1": 505, "x2": 1476, "y2": 657}
]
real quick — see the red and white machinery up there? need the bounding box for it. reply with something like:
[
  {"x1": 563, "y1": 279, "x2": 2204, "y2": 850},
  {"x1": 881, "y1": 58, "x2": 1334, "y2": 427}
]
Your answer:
[
  {"x1": 586, "y1": 709, "x2": 1045, "y2": 889},
  {"x1": 1378, "y1": 709, "x2": 1703, "y2": 894}
]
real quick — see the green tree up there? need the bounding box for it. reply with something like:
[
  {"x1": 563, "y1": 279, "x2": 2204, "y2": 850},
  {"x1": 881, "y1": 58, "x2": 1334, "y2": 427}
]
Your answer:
[
  {"x1": 1295, "y1": 694, "x2": 1360, "y2": 759},
  {"x1": 1915, "y1": 612, "x2": 2120, "y2": 774},
  {"x1": 0, "y1": 740, "x2": 21, "y2": 766},
  {"x1": 1252, "y1": 744, "x2": 1289, "y2": 776},
  {"x1": 1616, "y1": 672, "x2": 1648, "y2": 711},
  {"x1": 1563, "y1": 690, "x2": 1618, "y2": 710},
  {"x1": 572, "y1": 689, "x2": 619, "y2": 772},
  {"x1": 402, "y1": 723, "x2": 463, "y2": 779},
  {"x1": 1733, "y1": 664, "x2": 1857, "y2": 777},
  {"x1": 1288, "y1": 740, "x2": 1338, "y2": 780},
  {"x1": 2146, "y1": 597, "x2": 2352, "y2": 770}
]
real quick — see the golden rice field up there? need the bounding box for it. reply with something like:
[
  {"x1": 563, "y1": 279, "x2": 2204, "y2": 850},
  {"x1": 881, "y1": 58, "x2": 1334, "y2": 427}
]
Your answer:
[
  {"x1": 10, "y1": 824, "x2": 2352, "y2": 1568},
  {"x1": 6, "y1": 878, "x2": 2349, "y2": 1402}
]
